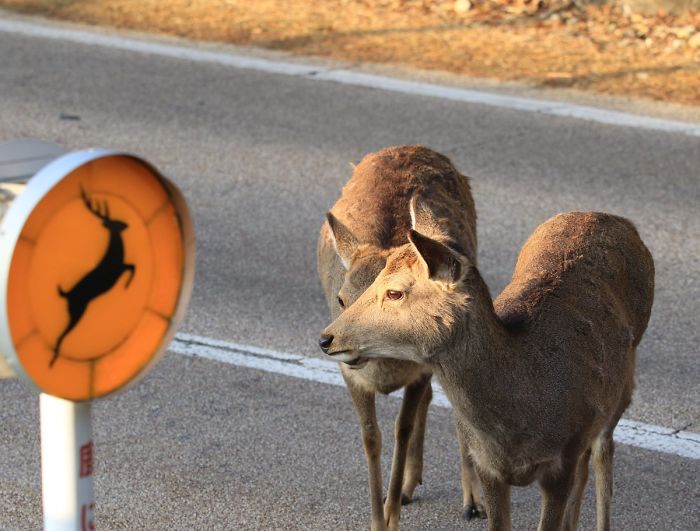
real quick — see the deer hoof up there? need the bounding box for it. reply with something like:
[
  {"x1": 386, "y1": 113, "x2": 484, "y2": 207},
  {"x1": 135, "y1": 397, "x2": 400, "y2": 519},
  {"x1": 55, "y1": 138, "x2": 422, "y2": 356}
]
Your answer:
[
  {"x1": 462, "y1": 505, "x2": 476, "y2": 520},
  {"x1": 462, "y1": 504, "x2": 487, "y2": 520}
]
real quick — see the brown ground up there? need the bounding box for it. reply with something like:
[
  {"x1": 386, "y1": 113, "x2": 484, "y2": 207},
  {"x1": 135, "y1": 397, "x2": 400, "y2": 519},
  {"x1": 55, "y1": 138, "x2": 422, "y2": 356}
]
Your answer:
[{"x1": 1, "y1": 0, "x2": 699, "y2": 106}]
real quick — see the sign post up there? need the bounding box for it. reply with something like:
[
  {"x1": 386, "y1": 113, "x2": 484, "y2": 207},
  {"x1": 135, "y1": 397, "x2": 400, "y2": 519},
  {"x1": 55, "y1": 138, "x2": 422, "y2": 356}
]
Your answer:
[
  {"x1": 40, "y1": 395, "x2": 94, "y2": 531},
  {"x1": 0, "y1": 140, "x2": 195, "y2": 530}
]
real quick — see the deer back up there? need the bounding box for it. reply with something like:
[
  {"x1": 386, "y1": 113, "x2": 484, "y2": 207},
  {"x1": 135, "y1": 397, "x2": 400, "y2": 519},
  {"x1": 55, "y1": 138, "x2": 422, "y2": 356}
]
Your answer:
[{"x1": 495, "y1": 212, "x2": 654, "y2": 342}]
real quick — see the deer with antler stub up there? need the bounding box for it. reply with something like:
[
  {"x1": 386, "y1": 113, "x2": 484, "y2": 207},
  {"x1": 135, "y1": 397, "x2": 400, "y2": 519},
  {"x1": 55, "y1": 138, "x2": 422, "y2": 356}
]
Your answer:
[
  {"x1": 321, "y1": 210, "x2": 654, "y2": 530},
  {"x1": 52, "y1": 188, "x2": 135, "y2": 366},
  {"x1": 317, "y1": 145, "x2": 484, "y2": 530}
]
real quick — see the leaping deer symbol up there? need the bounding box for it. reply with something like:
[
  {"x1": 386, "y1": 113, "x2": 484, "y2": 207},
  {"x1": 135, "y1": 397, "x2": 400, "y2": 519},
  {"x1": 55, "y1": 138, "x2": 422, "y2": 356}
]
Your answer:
[{"x1": 51, "y1": 188, "x2": 136, "y2": 367}]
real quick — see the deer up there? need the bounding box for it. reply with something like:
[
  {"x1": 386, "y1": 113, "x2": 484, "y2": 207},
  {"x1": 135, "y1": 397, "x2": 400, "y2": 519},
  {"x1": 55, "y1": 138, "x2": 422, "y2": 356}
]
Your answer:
[
  {"x1": 52, "y1": 188, "x2": 136, "y2": 367},
  {"x1": 320, "y1": 209, "x2": 654, "y2": 531},
  {"x1": 317, "y1": 145, "x2": 484, "y2": 531}
]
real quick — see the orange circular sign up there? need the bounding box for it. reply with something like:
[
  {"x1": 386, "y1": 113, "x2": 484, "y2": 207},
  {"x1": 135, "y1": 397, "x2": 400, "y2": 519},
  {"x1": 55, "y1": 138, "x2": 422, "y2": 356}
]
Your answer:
[{"x1": 0, "y1": 151, "x2": 194, "y2": 401}]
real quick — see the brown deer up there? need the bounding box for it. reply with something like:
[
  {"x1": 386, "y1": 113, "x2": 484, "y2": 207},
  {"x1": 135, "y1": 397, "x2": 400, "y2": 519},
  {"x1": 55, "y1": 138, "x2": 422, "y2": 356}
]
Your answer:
[
  {"x1": 320, "y1": 210, "x2": 654, "y2": 531},
  {"x1": 52, "y1": 188, "x2": 135, "y2": 366},
  {"x1": 317, "y1": 145, "x2": 483, "y2": 531}
]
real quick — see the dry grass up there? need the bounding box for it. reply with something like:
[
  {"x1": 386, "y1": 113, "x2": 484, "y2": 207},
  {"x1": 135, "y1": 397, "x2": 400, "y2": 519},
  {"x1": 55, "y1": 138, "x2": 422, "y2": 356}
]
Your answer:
[{"x1": 2, "y1": 0, "x2": 699, "y2": 105}]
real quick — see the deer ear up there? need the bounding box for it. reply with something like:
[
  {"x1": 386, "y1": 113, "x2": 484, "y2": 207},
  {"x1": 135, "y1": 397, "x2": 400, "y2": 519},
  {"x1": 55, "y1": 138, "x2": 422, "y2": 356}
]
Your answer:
[
  {"x1": 412, "y1": 194, "x2": 453, "y2": 238},
  {"x1": 408, "y1": 229, "x2": 467, "y2": 284},
  {"x1": 326, "y1": 212, "x2": 359, "y2": 270},
  {"x1": 410, "y1": 195, "x2": 435, "y2": 233}
]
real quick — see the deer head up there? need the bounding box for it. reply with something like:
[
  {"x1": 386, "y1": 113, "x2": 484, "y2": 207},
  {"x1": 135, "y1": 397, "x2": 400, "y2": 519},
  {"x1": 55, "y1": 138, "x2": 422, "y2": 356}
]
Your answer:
[
  {"x1": 320, "y1": 223, "x2": 475, "y2": 366},
  {"x1": 324, "y1": 212, "x2": 389, "y2": 320},
  {"x1": 81, "y1": 188, "x2": 128, "y2": 232}
]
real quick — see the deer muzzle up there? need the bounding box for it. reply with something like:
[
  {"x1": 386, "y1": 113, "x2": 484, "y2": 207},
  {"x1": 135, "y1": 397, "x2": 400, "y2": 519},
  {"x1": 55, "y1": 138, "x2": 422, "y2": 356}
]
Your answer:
[
  {"x1": 318, "y1": 334, "x2": 333, "y2": 354},
  {"x1": 318, "y1": 333, "x2": 364, "y2": 365}
]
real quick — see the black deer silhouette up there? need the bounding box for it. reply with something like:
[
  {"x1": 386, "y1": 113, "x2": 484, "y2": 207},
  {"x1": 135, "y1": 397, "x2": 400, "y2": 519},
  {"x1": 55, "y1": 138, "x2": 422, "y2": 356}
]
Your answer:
[{"x1": 51, "y1": 188, "x2": 136, "y2": 367}]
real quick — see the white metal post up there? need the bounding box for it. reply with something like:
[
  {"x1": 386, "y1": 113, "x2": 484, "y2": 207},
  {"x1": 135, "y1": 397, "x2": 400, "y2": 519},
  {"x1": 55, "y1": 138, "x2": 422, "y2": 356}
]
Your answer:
[{"x1": 40, "y1": 394, "x2": 95, "y2": 531}]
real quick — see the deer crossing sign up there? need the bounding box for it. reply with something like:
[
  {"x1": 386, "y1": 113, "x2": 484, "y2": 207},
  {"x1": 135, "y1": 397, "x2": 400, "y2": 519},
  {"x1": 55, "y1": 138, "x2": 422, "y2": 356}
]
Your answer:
[{"x1": 0, "y1": 148, "x2": 194, "y2": 401}]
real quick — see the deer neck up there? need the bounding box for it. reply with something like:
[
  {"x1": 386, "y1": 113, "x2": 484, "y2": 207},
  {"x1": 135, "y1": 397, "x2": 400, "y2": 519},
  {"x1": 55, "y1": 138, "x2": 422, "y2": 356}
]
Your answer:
[
  {"x1": 430, "y1": 278, "x2": 522, "y2": 434},
  {"x1": 105, "y1": 230, "x2": 124, "y2": 255}
]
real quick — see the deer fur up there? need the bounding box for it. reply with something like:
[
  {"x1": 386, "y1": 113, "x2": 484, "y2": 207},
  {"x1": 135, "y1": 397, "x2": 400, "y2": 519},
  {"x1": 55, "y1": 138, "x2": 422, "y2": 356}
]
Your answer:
[
  {"x1": 321, "y1": 210, "x2": 654, "y2": 531},
  {"x1": 317, "y1": 145, "x2": 482, "y2": 530}
]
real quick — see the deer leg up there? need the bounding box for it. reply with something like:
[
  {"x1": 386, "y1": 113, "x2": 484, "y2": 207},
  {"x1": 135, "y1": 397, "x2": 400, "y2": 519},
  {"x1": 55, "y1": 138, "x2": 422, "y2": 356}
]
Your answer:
[
  {"x1": 564, "y1": 448, "x2": 591, "y2": 531},
  {"x1": 400, "y1": 378, "x2": 432, "y2": 504},
  {"x1": 537, "y1": 457, "x2": 578, "y2": 531},
  {"x1": 479, "y1": 472, "x2": 511, "y2": 531},
  {"x1": 51, "y1": 328, "x2": 70, "y2": 367},
  {"x1": 384, "y1": 374, "x2": 431, "y2": 531},
  {"x1": 344, "y1": 378, "x2": 385, "y2": 531},
  {"x1": 456, "y1": 426, "x2": 486, "y2": 520},
  {"x1": 592, "y1": 433, "x2": 615, "y2": 531},
  {"x1": 123, "y1": 264, "x2": 136, "y2": 288},
  {"x1": 51, "y1": 302, "x2": 86, "y2": 367}
]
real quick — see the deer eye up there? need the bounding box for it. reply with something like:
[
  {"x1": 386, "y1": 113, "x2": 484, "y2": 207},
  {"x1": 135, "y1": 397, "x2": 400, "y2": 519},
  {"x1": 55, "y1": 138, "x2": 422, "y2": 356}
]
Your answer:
[
  {"x1": 384, "y1": 290, "x2": 404, "y2": 301},
  {"x1": 337, "y1": 296, "x2": 346, "y2": 308}
]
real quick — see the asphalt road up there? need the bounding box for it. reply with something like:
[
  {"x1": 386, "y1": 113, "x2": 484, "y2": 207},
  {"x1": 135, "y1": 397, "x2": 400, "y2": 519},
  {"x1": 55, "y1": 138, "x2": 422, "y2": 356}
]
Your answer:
[{"x1": 0, "y1": 17, "x2": 698, "y2": 530}]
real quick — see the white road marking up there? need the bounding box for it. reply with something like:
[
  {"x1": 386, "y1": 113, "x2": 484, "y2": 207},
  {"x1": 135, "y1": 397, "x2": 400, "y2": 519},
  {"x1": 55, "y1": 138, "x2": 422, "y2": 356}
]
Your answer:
[
  {"x1": 1, "y1": 17, "x2": 700, "y2": 137},
  {"x1": 172, "y1": 333, "x2": 700, "y2": 461}
]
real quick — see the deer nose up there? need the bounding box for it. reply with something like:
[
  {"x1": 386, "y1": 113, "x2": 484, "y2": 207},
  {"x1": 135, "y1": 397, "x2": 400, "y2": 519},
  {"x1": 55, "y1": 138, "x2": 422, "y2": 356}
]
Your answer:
[{"x1": 318, "y1": 334, "x2": 334, "y2": 354}]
